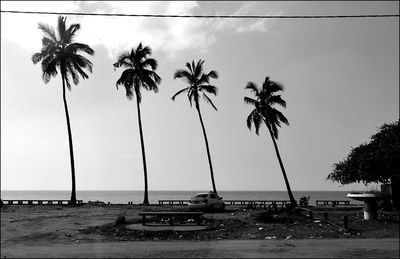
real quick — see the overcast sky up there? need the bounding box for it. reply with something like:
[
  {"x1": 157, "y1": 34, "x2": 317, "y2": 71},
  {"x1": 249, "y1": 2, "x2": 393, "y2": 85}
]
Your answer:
[{"x1": 1, "y1": 1, "x2": 399, "y2": 191}]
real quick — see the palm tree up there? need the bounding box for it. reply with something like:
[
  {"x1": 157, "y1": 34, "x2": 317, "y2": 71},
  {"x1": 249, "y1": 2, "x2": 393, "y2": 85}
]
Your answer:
[
  {"x1": 32, "y1": 16, "x2": 94, "y2": 205},
  {"x1": 113, "y1": 43, "x2": 161, "y2": 205},
  {"x1": 244, "y1": 76, "x2": 297, "y2": 207},
  {"x1": 172, "y1": 59, "x2": 219, "y2": 194}
]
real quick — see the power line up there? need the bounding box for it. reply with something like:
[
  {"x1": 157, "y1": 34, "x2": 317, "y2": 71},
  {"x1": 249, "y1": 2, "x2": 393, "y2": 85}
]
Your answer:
[{"x1": 1, "y1": 10, "x2": 399, "y2": 19}]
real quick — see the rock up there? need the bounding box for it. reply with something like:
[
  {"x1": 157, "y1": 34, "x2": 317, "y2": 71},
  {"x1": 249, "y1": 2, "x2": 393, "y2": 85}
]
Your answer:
[
  {"x1": 258, "y1": 227, "x2": 264, "y2": 231},
  {"x1": 65, "y1": 234, "x2": 72, "y2": 237},
  {"x1": 264, "y1": 236, "x2": 273, "y2": 240},
  {"x1": 115, "y1": 216, "x2": 126, "y2": 225},
  {"x1": 285, "y1": 235, "x2": 292, "y2": 240},
  {"x1": 249, "y1": 234, "x2": 257, "y2": 239}
]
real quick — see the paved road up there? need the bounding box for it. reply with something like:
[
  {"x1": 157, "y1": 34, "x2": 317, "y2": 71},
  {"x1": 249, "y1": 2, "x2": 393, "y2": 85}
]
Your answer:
[{"x1": 1, "y1": 238, "x2": 399, "y2": 258}]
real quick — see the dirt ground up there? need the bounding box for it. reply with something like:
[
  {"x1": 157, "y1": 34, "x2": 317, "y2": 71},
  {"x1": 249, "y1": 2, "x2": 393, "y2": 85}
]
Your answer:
[{"x1": 1, "y1": 204, "x2": 399, "y2": 246}]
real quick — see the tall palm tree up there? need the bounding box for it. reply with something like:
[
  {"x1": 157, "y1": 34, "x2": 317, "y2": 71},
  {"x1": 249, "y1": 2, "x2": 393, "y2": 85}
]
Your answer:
[
  {"x1": 172, "y1": 59, "x2": 219, "y2": 194},
  {"x1": 113, "y1": 43, "x2": 161, "y2": 205},
  {"x1": 32, "y1": 16, "x2": 94, "y2": 205},
  {"x1": 244, "y1": 76, "x2": 297, "y2": 207}
]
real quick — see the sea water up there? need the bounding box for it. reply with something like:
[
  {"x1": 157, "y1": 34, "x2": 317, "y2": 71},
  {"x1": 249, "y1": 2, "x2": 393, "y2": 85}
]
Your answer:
[{"x1": 0, "y1": 190, "x2": 363, "y2": 205}]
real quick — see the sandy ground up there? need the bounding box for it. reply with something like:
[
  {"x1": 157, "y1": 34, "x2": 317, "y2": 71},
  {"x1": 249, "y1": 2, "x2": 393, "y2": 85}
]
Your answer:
[
  {"x1": 2, "y1": 239, "x2": 399, "y2": 258},
  {"x1": 1, "y1": 204, "x2": 399, "y2": 258}
]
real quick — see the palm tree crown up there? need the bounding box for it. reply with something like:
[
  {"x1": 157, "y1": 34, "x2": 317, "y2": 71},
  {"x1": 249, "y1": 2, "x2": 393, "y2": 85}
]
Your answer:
[
  {"x1": 32, "y1": 16, "x2": 94, "y2": 88},
  {"x1": 172, "y1": 59, "x2": 218, "y2": 110},
  {"x1": 113, "y1": 42, "x2": 161, "y2": 102},
  {"x1": 244, "y1": 76, "x2": 289, "y2": 138}
]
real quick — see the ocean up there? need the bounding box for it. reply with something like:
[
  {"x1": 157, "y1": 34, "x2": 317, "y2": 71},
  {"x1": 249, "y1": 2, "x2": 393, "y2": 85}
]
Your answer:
[{"x1": 0, "y1": 190, "x2": 363, "y2": 205}]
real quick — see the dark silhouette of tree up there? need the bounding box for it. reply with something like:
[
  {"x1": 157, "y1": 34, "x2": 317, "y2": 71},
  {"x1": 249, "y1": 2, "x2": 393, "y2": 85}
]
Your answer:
[
  {"x1": 32, "y1": 16, "x2": 94, "y2": 205},
  {"x1": 113, "y1": 43, "x2": 161, "y2": 205},
  {"x1": 172, "y1": 60, "x2": 219, "y2": 194},
  {"x1": 244, "y1": 76, "x2": 297, "y2": 207},
  {"x1": 328, "y1": 120, "x2": 399, "y2": 185}
]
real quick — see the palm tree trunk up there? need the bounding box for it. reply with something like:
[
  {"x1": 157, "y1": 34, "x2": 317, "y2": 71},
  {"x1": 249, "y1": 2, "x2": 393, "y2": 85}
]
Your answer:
[
  {"x1": 61, "y1": 72, "x2": 76, "y2": 205},
  {"x1": 196, "y1": 105, "x2": 217, "y2": 194},
  {"x1": 136, "y1": 98, "x2": 149, "y2": 205},
  {"x1": 266, "y1": 126, "x2": 297, "y2": 207}
]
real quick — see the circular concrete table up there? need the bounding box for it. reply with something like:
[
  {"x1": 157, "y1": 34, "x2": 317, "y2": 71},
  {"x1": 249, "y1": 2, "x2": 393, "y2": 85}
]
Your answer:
[{"x1": 347, "y1": 193, "x2": 381, "y2": 220}]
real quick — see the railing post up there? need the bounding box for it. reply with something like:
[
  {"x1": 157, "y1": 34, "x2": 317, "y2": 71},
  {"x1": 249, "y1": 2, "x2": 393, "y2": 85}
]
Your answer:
[{"x1": 343, "y1": 215, "x2": 348, "y2": 229}]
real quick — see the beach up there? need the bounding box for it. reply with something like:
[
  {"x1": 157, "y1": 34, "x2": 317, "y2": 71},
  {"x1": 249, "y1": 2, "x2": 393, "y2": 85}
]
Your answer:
[{"x1": 1, "y1": 204, "x2": 399, "y2": 258}]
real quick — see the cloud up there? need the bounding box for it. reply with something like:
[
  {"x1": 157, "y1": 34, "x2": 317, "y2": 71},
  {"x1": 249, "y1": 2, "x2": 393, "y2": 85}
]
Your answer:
[{"x1": 1, "y1": 1, "x2": 279, "y2": 59}]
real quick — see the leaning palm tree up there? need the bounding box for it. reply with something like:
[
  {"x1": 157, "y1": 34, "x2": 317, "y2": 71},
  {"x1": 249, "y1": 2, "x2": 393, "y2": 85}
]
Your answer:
[
  {"x1": 32, "y1": 16, "x2": 94, "y2": 205},
  {"x1": 244, "y1": 76, "x2": 297, "y2": 207},
  {"x1": 113, "y1": 43, "x2": 161, "y2": 205},
  {"x1": 172, "y1": 59, "x2": 219, "y2": 194}
]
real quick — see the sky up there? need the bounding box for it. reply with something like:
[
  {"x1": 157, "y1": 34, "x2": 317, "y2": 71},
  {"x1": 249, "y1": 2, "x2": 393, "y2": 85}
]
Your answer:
[{"x1": 1, "y1": 1, "x2": 399, "y2": 192}]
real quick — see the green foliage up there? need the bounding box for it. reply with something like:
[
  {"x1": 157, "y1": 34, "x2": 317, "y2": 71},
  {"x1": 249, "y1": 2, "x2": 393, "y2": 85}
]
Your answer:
[{"x1": 328, "y1": 120, "x2": 400, "y2": 185}]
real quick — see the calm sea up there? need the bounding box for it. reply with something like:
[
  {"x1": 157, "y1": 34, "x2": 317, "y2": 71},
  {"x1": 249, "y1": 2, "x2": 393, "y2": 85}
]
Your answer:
[{"x1": 0, "y1": 190, "x2": 363, "y2": 205}]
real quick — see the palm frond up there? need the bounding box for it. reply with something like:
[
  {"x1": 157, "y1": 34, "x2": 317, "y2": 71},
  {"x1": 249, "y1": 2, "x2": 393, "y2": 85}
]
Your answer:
[
  {"x1": 116, "y1": 69, "x2": 134, "y2": 89},
  {"x1": 64, "y1": 23, "x2": 80, "y2": 45},
  {"x1": 38, "y1": 23, "x2": 57, "y2": 42},
  {"x1": 41, "y1": 58, "x2": 58, "y2": 84},
  {"x1": 246, "y1": 109, "x2": 262, "y2": 135},
  {"x1": 245, "y1": 82, "x2": 260, "y2": 97},
  {"x1": 140, "y1": 44, "x2": 152, "y2": 56},
  {"x1": 194, "y1": 59, "x2": 204, "y2": 78},
  {"x1": 267, "y1": 95, "x2": 286, "y2": 108},
  {"x1": 199, "y1": 84, "x2": 217, "y2": 95},
  {"x1": 142, "y1": 58, "x2": 157, "y2": 70},
  {"x1": 171, "y1": 87, "x2": 189, "y2": 101},
  {"x1": 274, "y1": 109, "x2": 289, "y2": 126},
  {"x1": 66, "y1": 43, "x2": 94, "y2": 56},
  {"x1": 207, "y1": 70, "x2": 218, "y2": 79},
  {"x1": 66, "y1": 61, "x2": 80, "y2": 86},
  {"x1": 185, "y1": 62, "x2": 193, "y2": 73},
  {"x1": 32, "y1": 52, "x2": 45, "y2": 64},
  {"x1": 244, "y1": 96, "x2": 257, "y2": 106},
  {"x1": 174, "y1": 70, "x2": 191, "y2": 80},
  {"x1": 202, "y1": 93, "x2": 217, "y2": 111},
  {"x1": 75, "y1": 54, "x2": 93, "y2": 73},
  {"x1": 57, "y1": 16, "x2": 67, "y2": 43},
  {"x1": 113, "y1": 51, "x2": 132, "y2": 68},
  {"x1": 264, "y1": 78, "x2": 284, "y2": 96}
]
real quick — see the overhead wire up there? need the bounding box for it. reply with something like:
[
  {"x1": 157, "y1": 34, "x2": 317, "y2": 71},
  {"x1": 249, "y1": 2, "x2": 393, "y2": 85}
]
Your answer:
[{"x1": 1, "y1": 10, "x2": 399, "y2": 19}]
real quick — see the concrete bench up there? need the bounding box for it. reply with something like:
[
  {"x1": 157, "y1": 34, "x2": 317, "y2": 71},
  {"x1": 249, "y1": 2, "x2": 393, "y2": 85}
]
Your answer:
[{"x1": 138, "y1": 211, "x2": 203, "y2": 226}]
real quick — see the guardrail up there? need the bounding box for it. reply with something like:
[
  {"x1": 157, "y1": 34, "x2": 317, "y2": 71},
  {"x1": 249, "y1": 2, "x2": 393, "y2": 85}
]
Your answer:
[{"x1": 3, "y1": 200, "x2": 83, "y2": 205}]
